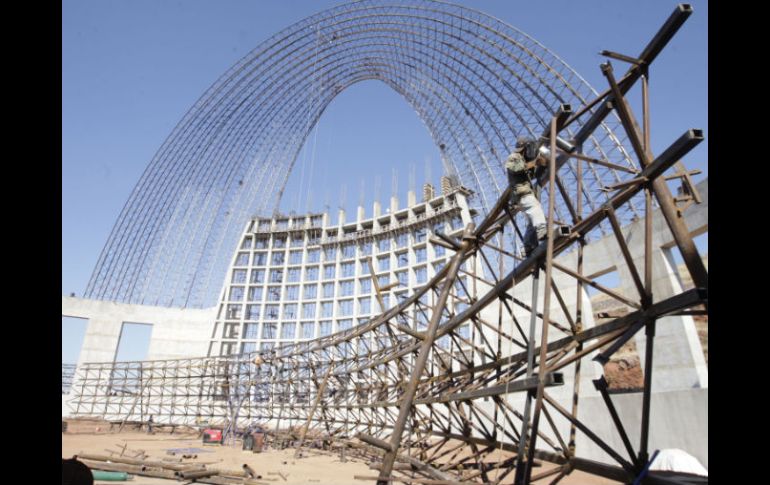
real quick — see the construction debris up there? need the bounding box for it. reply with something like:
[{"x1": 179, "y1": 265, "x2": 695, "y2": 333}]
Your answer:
[{"x1": 77, "y1": 454, "x2": 273, "y2": 485}]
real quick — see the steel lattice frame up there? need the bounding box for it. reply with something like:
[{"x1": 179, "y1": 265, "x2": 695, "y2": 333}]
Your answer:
[
  {"x1": 84, "y1": 0, "x2": 642, "y2": 309},
  {"x1": 62, "y1": 364, "x2": 76, "y2": 395},
  {"x1": 71, "y1": 4, "x2": 708, "y2": 484}
]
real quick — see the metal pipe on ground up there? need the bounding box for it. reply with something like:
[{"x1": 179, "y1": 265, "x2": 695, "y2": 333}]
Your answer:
[
  {"x1": 195, "y1": 477, "x2": 272, "y2": 485},
  {"x1": 176, "y1": 468, "x2": 219, "y2": 479},
  {"x1": 76, "y1": 452, "x2": 202, "y2": 471},
  {"x1": 78, "y1": 459, "x2": 177, "y2": 479},
  {"x1": 356, "y1": 433, "x2": 394, "y2": 451},
  {"x1": 214, "y1": 467, "x2": 253, "y2": 478},
  {"x1": 243, "y1": 463, "x2": 260, "y2": 478},
  {"x1": 91, "y1": 470, "x2": 130, "y2": 481}
]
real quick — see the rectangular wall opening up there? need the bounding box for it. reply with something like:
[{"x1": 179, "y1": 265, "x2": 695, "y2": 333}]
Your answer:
[
  {"x1": 62, "y1": 316, "x2": 88, "y2": 365},
  {"x1": 115, "y1": 322, "x2": 154, "y2": 362},
  {"x1": 62, "y1": 316, "x2": 88, "y2": 394}
]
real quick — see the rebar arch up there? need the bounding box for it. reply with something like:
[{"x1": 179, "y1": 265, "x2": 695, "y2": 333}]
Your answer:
[{"x1": 84, "y1": 0, "x2": 639, "y2": 309}]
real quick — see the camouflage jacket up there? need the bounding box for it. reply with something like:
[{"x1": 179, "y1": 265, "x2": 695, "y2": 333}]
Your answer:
[{"x1": 505, "y1": 152, "x2": 533, "y2": 199}]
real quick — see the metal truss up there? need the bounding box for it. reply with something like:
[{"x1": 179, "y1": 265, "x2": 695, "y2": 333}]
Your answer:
[
  {"x1": 84, "y1": 0, "x2": 644, "y2": 309},
  {"x1": 70, "y1": 7, "x2": 708, "y2": 481},
  {"x1": 62, "y1": 364, "x2": 76, "y2": 395}
]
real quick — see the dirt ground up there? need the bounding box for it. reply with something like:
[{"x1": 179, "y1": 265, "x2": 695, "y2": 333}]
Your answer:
[
  {"x1": 63, "y1": 430, "x2": 621, "y2": 484},
  {"x1": 63, "y1": 430, "x2": 372, "y2": 485}
]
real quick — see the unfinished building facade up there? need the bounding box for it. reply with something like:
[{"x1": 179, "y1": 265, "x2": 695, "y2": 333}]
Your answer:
[{"x1": 210, "y1": 180, "x2": 477, "y2": 357}]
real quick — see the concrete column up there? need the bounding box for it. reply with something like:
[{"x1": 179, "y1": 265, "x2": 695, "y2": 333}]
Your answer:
[
  {"x1": 440, "y1": 176, "x2": 452, "y2": 195},
  {"x1": 425, "y1": 199, "x2": 435, "y2": 216},
  {"x1": 423, "y1": 183, "x2": 435, "y2": 202},
  {"x1": 77, "y1": 317, "x2": 123, "y2": 365},
  {"x1": 407, "y1": 190, "x2": 416, "y2": 208},
  {"x1": 338, "y1": 209, "x2": 346, "y2": 226},
  {"x1": 357, "y1": 205, "x2": 365, "y2": 223},
  {"x1": 390, "y1": 195, "x2": 398, "y2": 214},
  {"x1": 373, "y1": 201, "x2": 381, "y2": 218},
  {"x1": 456, "y1": 192, "x2": 473, "y2": 225}
]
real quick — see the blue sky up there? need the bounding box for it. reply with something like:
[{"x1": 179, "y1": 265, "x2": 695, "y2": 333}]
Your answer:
[{"x1": 62, "y1": 0, "x2": 707, "y2": 362}]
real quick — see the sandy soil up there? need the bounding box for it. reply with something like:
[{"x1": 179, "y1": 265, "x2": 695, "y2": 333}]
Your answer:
[
  {"x1": 63, "y1": 431, "x2": 371, "y2": 485},
  {"x1": 63, "y1": 430, "x2": 621, "y2": 484}
]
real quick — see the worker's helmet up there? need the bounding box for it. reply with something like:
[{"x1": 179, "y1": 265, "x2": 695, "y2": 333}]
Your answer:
[
  {"x1": 516, "y1": 137, "x2": 539, "y2": 161},
  {"x1": 515, "y1": 137, "x2": 533, "y2": 151}
]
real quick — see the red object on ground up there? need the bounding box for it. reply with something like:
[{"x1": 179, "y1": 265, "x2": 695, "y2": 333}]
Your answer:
[
  {"x1": 253, "y1": 432, "x2": 264, "y2": 452},
  {"x1": 202, "y1": 429, "x2": 222, "y2": 444}
]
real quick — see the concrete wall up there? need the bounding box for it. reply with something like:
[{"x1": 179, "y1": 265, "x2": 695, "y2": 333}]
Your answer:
[
  {"x1": 61, "y1": 297, "x2": 217, "y2": 417},
  {"x1": 563, "y1": 179, "x2": 707, "y2": 467},
  {"x1": 62, "y1": 297, "x2": 217, "y2": 364},
  {"x1": 554, "y1": 178, "x2": 708, "y2": 392},
  {"x1": 576, "y1": 388, "x2": 708, "y2": 468},
  {"x1": 470, "y1": 386, "x2": 708, "y2": 469}
]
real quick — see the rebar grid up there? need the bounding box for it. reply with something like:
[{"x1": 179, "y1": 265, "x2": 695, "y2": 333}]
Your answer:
[{"x1": 84, "y1": 0, "x2": 642, "y2": 309}]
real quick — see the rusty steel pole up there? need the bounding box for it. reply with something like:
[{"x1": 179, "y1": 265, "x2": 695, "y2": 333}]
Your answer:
[
  {"x1": 294, "y1": 362, "x2": 334, "y2": 458},
  {"x1": 520, "y1": 116, "x2": 560, "y2": 484},
  {"x1": 377, "y1": 224, "x2": 476, "y2": 485},
  {"x1": 601, "y1": 62, "x2": 707, "y2": 292}
]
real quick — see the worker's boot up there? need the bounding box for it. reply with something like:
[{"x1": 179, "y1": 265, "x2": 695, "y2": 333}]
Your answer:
[
  {"x1": 523, "y1": 229, "x2": 538, "y2": 258},
  {"x1": 523, "y1": 243, "x2": 536, "y2": 258},
  {"x1": 523, "y1": 225, "x2": 549, "y2": 258}
]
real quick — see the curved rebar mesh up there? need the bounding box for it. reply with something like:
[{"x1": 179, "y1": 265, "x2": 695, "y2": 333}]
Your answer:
[{"x1": 84, "y1": 0, "x2": 639, "y2": 309}]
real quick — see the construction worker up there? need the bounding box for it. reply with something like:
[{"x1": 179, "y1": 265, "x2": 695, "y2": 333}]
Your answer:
[{"x1": 505, "y1": 137, "x2": 548, "y2": 257}]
